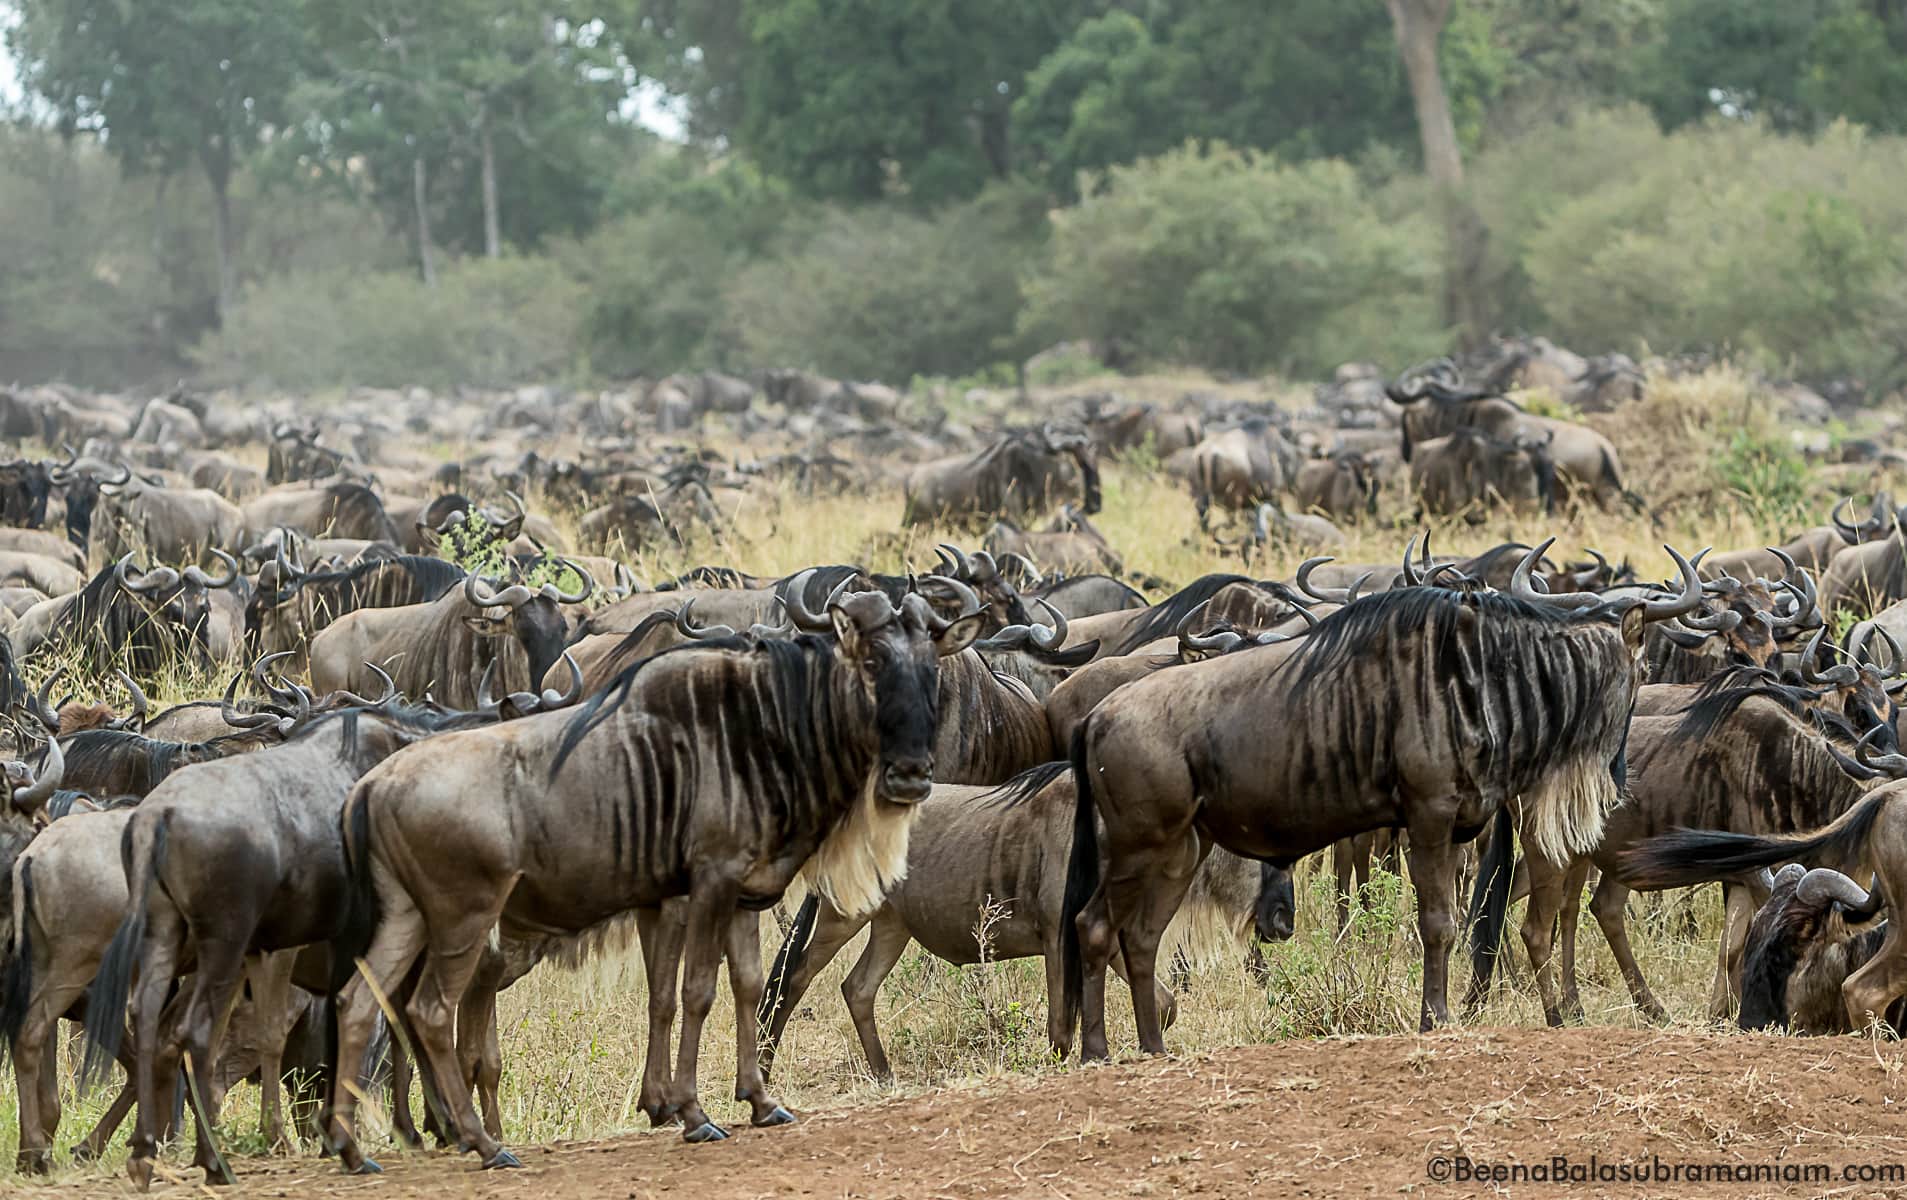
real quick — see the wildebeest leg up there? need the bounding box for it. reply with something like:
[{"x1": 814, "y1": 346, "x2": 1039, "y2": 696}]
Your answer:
[
  {"x1": 636, "y1": 904, "x2": 684, "y2": 1126},
  {"x1": 1405, "y1": 820, "x2": 1460, "y2": 1031},
  {"x1": 723, "y1": 912, "x2": 793, "y2": 1127},
  {"x1": 1516, "y1": 847, "x2": 1574, "y2": 1027},
  {"x1": 838, "y1": 908, "x2": 913, "y2": 1084},
  {"x1": 243, "y1": 950, "x2": 300, "y2": 1153},
  {"x1": 173, "y1": 938, "x2": 249, "y2": 1184},
  {"x1": 1589, "y1": 875, "x2": 1667, "y2": 1022},
  {"x1": 12, "y1": 979, "x2": 86, "y2": 1173},
  {"x1": 477, "y1": 1001, "x2": 504, "y2": 1141},
  {"x1": 1114, "y1": 831, "x2": 1203, "y2": 1056},
  {"x1": 72, "y1": 1030, "x2": 140, "y2": 1162},
  {"x1": 760, "y1": 902, "x2": 871, "y2": 1078},
  {"x1": 1556, "y1": 857, "x2": 1592, "y2": 1021},
  {"x1": 666, "y1": 883, "x2": 741, "y2": 1143},
  {"x1": 1707, "y1": 883, "x2": 1754, "y2": 1020},
  {"x1": 124, "y1": 905, "x2": 185, "y2": 1192},
  {"x1": 403, "y1": 914, "x2": 512, "y2": 1167},
  {"x1": 454, "y1": 948, "x2": 507, "y2": 1141},
  {"x1": 1074, "y1": 885, "x2": 1117, "y2": 1062},
  {"x1": 388, "y1": 1036, "x2": 423, "y2": 1148},
  {"x1": 1842, "y1": 921, "x2": 1907, "y2": 1030},
  {"x1": 328, "y1": 902, "x2": 429, "y2": 1175}
]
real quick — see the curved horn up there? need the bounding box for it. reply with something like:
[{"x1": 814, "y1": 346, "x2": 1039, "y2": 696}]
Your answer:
[
  {"x1": 781, "y1": 569, "x2": 843, "y2": 633},
  {"x1": 1401, "y1": 533, "x2": 1424, "y2": 586},
  {"x1": 474, "y1": 658, "x2": 498, "y2": 713},
  {"x1": 538, "y1": 559, "x2": 595, "y2": 605},
  {"x1": 464, "y1": 573, "x2": 534, "y2": 610},
  {"x1": 1509, "y1": 539, "x2": 1602, "y2": 611},
  {"x1": 1678, "y1": 605, "x2": 1743, "y2": 634},
  {"x1": 1656, "y1": 622, "x2": 1718, "y2": 650},
  {"x1": 1802, "y1": 627, "x2": 1860, "y2": 686},
  {"x1": 1795, "y1": 868, "x2": 1874, "y2": 910},
  {"x1": 1832, "y1": 496, "x2": 1863, "y2": 542},
  {"x1": 109, "y1": 670, "x2": 149, "y2": 732},
  {"x1": 219, "y1": 671, "x2": 281, "y2": 730},
  {"x1": 1344, "y1": 571, "x2": 1374, "y2": 605},
  {"x1": 982, "y1": 597, "x2": 1069, "y2": 653},
  {"x1": 748, "y1": 597, "x2": 796, "y2": 639},
  {"x1": 182, "y1": 547, "x2": 239, "y2": 590},
  {"x1": 537, "y1": 652, "x2": 585, "y2": 709},
  {"x1": 1637, "y1": 546, "x2": 1705, "y2": 624},
  {"x1": 675, "y1": 598, "x2": 738, "y2": 640},
  {"x1": 29, "y1": 668, "x2": 64, "y2": 733},
  {"x1": 251, "y1": 651, "x2": 301, "y2": 706},
  {"x1": 332, "y1": 662, "x2": 399, "y2": 708},
  {"x1": 1855, "y1": 724, "x2": 1907, "y2": 777},
  {"x1": 919, "y1": 575, "x2": 981, "y2": 631},
  {"x1": 116, "y1": 553, "x2": 163, "y2": 594},
  {"x1": 1293, "y1": 557, "x2": 1351, "y2": 605},
  {"x1": 11, "y1": 731, "x2": 63, "y2": 812},
  {"x1": 936, "y1": 543, "x2": 975, "y2": 582}
]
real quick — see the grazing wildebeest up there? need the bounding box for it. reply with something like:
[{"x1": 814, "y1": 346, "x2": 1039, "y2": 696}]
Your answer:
[
  {"x1": 308, "y1": 569, "x2": 589, "y2": 709},
  {"x1": 1186, "y1": 420, "x2": 1299, "y2": 529},
  {"x1": 79, "y1": 673, "x2": 575, "y2": 1190},
  {"x1": 902, "y1": 425, "x2": 1101, "y2": 528},
  {"x1": 1409, "y1": 427, "x2": 1557, "y2": 519},
  {"x1": 1292, "y1": 450, "x2": 1380, "y2": 521},
  {"x1": 1622, "y1": 767, "x2": 1907, "y2": 1033},
  {"x1": 1059, "y1": 543, "x2": 1701, "y2": 1057},
  {"x1": 324, "y1": 575, "x2": 983, "y2": 1171},
  {"x1": 757, "y1": 763, "x2": 1293, "y2": 1079},
  {"x1": 1735, "y1": 863, "x2": 1892, "y2": 1034}
]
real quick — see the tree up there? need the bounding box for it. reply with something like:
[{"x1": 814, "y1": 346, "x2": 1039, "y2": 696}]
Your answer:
[
  {"x1": 10, "y1": 0, "x2": 312, "y2": 321},
  {"x1": 1385, "y1": 0, "x2": 1487, "y2": 343}
]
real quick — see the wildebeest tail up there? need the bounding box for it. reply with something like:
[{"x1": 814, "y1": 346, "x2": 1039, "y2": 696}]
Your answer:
[
  {"x1": 1621, "y1": 789, "x2": 1892, "y2": 889},
  {"x1": 81, "y1": 813, "x2": 170, "y2": 1089},
  {"x1": 1058, "y1": 723, "x2": 1100, "y2": 1045},
  {"x1": 758, "y1": 893, "x2": 820, "y2": 1033},
  {"x1": 329, "y1": 786, "x2": 383, "y2": 998},
  {"x1": 1466, "y1": 803, "x2": 1516, "y2": 999},
  {"x1": 0, "y1": 860, "x2": 36, "y2": 1063}
]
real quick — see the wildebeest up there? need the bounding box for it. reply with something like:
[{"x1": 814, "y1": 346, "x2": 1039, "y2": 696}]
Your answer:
[
  {"x1": 1701, "y1": 495, "x2": 1888, "y2": 581},
  {"x1": 1390, "y1": 361, "x2": 1637, "y2": 511},
  {"x1": 984, "y1": 506, "x2": 1123, "y2": 576},
  {"x1": 757, "y1": 763, "x2": 1292, "y2": 1079},
  {"x1": 1292, "y1": 450, "x2": 1380, "y2": 521},
  {"x1": 1186, "y1": 420, "x2": 1299, "y2": 529},
  {"x1": 1059, "y1": 543, "x2": 1701, "y2": 1057},
  {"x1": 93, "y1": 474, "x2": 247, "y2": 565},
  {"x1": 902, "y1": 425, "x2": 1101, "y2": 528},
  {"x1": 1409, "y1": 427, "x2": 1556, "y2": 519},
  {"x1": 13, "y1": 553, "x2": 240, "y2": 674},
  {"x1": 246, "y1": 551, "x2": 465, "y2": 664},
  {"x1": 1621, "y1": 769, "x2": 1907, "y2": 1033},
  {"x1": 324, "y1": 576, "x2": 983, "y2": 1170},
  {"x1": 1735, "y1": 863, "x2": 1891, "y2": 1034},
  {"x1": 78, "y1": 679, "x2": 577, "y2": 1189},
  {"x1": 239, "y1": 481, "x2": 402, "y2": 546},
  {"x1": 0, "y1": 457, "x2": 54, "y2": 529},
  {"x1": 308, "y1": 569, "x2": 589, "y2": 708}
]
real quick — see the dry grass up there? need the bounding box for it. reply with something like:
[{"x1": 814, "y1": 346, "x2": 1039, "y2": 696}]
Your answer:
[{"x1": 1, "y1": 365, "x2": 1899, "y2": 1182}]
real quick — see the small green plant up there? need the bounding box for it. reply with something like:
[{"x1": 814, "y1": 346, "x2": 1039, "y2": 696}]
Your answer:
[{"x1": 1714, "y1": 428, "x2": 1816, "y2": 530}]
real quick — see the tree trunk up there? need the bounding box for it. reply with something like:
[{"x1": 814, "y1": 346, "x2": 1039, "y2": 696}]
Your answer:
[
  {"x1": 479, "y1": 104, "x2": 501, "y2": 259},
  {"x1": 413, "y1": 154, "x2": 438, "y2": 286},
  {"x1": 204, "y1": 153, "x2": 237, "y2": 324},
  {"x1": 1385, "y1": 0, "x2": 1486, "y2": 346}
]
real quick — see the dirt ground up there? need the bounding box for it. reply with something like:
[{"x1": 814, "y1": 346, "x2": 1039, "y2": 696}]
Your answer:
[{"x1": 35, "y1": 1028, "x2": 1907, "y2": 1199}]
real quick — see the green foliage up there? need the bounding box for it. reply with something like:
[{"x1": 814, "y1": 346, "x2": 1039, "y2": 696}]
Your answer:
[
  {"x1": 1023, "y1": 144, "x2": 1446, "y2": 376},
  {"x1": 723, "y1": 183, "x2": 1052, "y2": 380},
  {"x1": 197, "y1": 255, "x2": 584, "y2": 390},
  {"x1": 1714, "y1": 428, "x2": 1817, "y2": 530}
]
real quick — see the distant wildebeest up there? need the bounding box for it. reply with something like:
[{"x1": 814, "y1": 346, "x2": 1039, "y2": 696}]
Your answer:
[
  {"x1": 902, "y1": 425, "x2": 1100, "y2": 528},
  {"x1": 1701, "y1": 494, "x2": 1889, "y2": 582},
  {"x1": 1292, "y1": 450, "x2": 1380, "y2": 521},
  {"x1": 240, "y1": 482, "x2": 402, "y2": 547},
  {"x1": 984, "y1": 506, "x2": 1123, "y2": 577},
  {"x1": 1081, "y1": 399, "x2": 1202, "y2": 458},
  {"x1": 1390, "y1": 360, "x2": 1638, "y2": 512},
  {"x1": 1059, "y1": 543, "x2": 1701, "y2": 1058},
  {"x1": 12, "y1": 553, "x2": 240, "y2": 674},
  {"x1": 92, "y1": 473, "x2": 247, "y2": 566},
  {"x1": 266, "y1": 421, "x2": 353, "y2": 485},
  {"x1": 757, "y1": 763, "x2": 1292, "y2": 1079},
  {"x1": 1409, "y1": 427, "x2": 1556, "y2": 519},
  {"x1": 323, "y1": 575, "x2": 984, "y2": 1171},
  {"x1": 1186, "y1": 420, "x2": 1299, "y2": 529}
]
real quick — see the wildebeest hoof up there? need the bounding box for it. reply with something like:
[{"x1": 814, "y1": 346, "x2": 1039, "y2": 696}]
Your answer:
[
  {"x1": 683, "y1": 1121, "x2": 730, "y2": 1143},
  {"x1": 482, "y1": 1149, "x2": 523, "y2": 1170},
  {"x1": 68, "y1": 1144, "x2": 97, "y2": 1164},
  {"x1": 127, "y1": 1157, "x2": 154, "y2": 1192},
  {"x1": 349, "y1": 1159, "x2": 384, "y2": 1175},
  {"x1": 645, "y1": 1103, "x2": 681, "y2": 1128},
  {"x1": 753, "y1": 1106, "x2": 796, "y2": 1127}
]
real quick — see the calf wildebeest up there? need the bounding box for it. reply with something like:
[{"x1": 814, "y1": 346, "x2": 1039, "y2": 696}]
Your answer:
[
  {"x1": 325, "y1": 575, "x2": 983, "y2": 1171},
  {"x1": 1621, "y1": 769, "x2": 1907, "y2": 1033},
  {"x1": 1735, "y1": 863, "x2": 1892, "y2": 1034},
  {"x1": 758, "y1": 762, "x2": 1293, "y2": 1079},
  {"x1": 80, "y1": 676, "x2": 577, "y2": 1190},
  {"x1": 309, "y1": 569, "x2": 589, "y2": 708},
  {"x1": 1409, "y1": 427, "x2": 1556, "y2": 519},
  {"x1": 246, "y1": 551, "x2": 465, "y2": 663},
  {"x1": 1060, "y1": 542, "x2": 1701, "y2": 1057},
  {"x1": 902, "y1": 425, "x2": 1101, "y2": 528}
]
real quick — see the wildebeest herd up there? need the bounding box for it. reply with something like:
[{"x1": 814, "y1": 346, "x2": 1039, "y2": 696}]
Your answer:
[{"x1": 3, "y1": 353, "x2": 1907, "y2": 1186}]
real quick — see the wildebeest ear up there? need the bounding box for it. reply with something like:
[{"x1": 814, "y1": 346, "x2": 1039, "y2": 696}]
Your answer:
[
  {"x1": 933, "y1": 612, "x2": 984, "y2": 658},
  {"x1": 497, "y1": 516, "x2": 526, "y2": 541},
  {"x1": 1619, "y1": 604, "x2": 1649, "y2": 652},
  {"x1": 829, "y1": 606, "x2": 864, "y2": 658},
  {"x1": 462, "y1": 614, "x2": 509, "y2": 636},
  {"x1": 415, "y1": 521, "x2": 441, "y2": 548}
]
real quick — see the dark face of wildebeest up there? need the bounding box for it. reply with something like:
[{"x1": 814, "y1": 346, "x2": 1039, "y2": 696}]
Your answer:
[
  {"x1": 1255, "y1": 862, "x2": 1295, "y2": 942},
  {"x1": 1739, "y1": 864, "x2": 1886, "y2": 1033},
  {"x1": 827, "y1": 589, "x2": 982, "y2": 801}
]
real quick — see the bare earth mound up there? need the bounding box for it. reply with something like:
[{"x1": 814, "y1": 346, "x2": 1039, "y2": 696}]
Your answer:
[{"x1": 48, "y1": 1029, "x2": 1907, "y2": 1198}]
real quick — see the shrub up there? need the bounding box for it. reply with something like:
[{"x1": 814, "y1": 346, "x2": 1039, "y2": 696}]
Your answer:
[{"x1": 1022, "y1": 143, "x2": 1447, "y2": 377}]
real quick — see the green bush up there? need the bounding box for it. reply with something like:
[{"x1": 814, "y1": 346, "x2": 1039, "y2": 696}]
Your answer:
[
  {"x1": 1021, "y1": 142, "x2": 1446, "y2": 376},
  {"x1": 196, "y1": 254, "x2": 584, "y2": 390},
  {"x1": 721, "y1": 182, "x2": 1052, "y2": 381}
]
